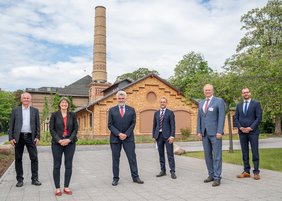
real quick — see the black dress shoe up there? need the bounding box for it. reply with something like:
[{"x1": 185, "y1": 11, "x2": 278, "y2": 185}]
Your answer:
[
  {"x1": 31, "y1": 180, "x2": 42, "y2": 186},
  {"x1": 212, "y1": 179, "x2": 221, "y2": 187},
  {"x1": 204, "y1": 176, "x2": 214, "y2": 183},
  {"x1": 133, "y1": 177, "x2": 144, "y2": 184},
  {"x1": 112, "y1": 179, "x2": 119, "y2": 186},
  {"x1": 16, "y1": 181, "x2": 23, "y2": 187},
  {"x1": 156, "y1": 171, "x2": 166, "y2": 177},
  {"x1": 171, "y1": 172, "x2": 177, "y2": 179}
]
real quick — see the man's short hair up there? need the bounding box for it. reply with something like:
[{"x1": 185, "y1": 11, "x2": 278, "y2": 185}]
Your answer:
[
  {"x1": 116, "y1": 91, "x2": 127, "y2": 98},
  {"x1": 21, "y1": 92, "x2": 32, "y2": 100},
  {"x1": 160, "y1": 96, "x2": 168, "y2": 103}
]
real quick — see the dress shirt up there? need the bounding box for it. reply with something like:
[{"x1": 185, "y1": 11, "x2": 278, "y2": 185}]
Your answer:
[
  {"x1": 243, "y1": 99, "x2": 251, "y2": 113},
  {"x1": 21, "y1": 105, "x2": 31, "y2": 133},
  {"x1": 202, "y1": 96, "x2": 213, "y2": 112}
]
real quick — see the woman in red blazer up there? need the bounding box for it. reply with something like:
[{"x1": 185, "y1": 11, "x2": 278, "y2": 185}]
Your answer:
[{"x1": 49, "y1": 97, "x2": 78, "y2": 196}]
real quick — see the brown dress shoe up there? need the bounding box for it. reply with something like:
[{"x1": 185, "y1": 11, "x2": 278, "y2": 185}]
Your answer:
[
  {"x1": 237, "y1": 171, "x2": 250, "y2": 178},
  {"x1": 204, "y1": 176, "x2": 214, "y2": 183},
  {"x1": 212, "y1": 180, "x2": 221, "y2": 187},
  {"x1": 254, "y1": 174, "x2": 261, "y2": 180}
]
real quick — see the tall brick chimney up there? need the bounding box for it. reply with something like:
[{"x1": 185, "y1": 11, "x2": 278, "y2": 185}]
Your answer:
[{"x1": 89, "y1": 6, "x2": 111, "y2": 102}]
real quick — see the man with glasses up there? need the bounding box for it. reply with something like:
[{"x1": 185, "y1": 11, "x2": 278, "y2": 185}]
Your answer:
[{"x1": 235, "y1": 88, "x2": 262, "y2": 180}]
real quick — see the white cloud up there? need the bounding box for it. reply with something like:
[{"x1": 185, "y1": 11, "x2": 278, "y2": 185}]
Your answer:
[{"x1": 0, "y1": 0, "x2": 268, "y2": 91}]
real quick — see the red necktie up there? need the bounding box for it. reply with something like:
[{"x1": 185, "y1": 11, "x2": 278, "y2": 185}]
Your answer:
[
  {"x1": 120, "y1": 106, "x2": 124, "y2": 117},
  {"x1": 204, "y1": 99, "x2": 210, "y2": 113}
]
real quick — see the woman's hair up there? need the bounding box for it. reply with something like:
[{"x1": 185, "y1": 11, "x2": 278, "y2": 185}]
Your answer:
[{"x1": 58, "y1": 97, "x2": 71, "y2": 111}]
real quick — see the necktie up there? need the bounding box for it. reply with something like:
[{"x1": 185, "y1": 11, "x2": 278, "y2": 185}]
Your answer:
[
  {"x1": 159, "y1": 110, "x2": 164, "y2": 130},
  {"x1": 204, "y1": 98, "x2": 210, "y2": 113},
  {"x1": 244, "y1": 101, "x2": 248, "y2": 115},
  {"x1": 120, "y1": 106, "x2": 124, "y2": 117}
]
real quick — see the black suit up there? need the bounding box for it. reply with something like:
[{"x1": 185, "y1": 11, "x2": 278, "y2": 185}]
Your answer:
[
  {"x1": 235, "y1": 100, "x2": 262, "y2": 174},
  {"x1": 49, "y1": 111, "x2": 78, "y2": 188},
  {"x1": 8, "y1": 106, "x2": 40, "y2": 182},
  {"x1": 152, "y1": 108, "x2": 176, "y2": 173},
  {"x1": 108, "y1": 105, "x2": 139, "y2": 180}
]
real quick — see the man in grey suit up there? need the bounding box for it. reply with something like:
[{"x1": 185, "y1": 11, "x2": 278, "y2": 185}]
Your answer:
[
  {"x1": 9, "y1": 92, "x2": 41, "y2": 187},
  {"x1": 197, "y1": 84, "x2": 225, "y2": 187},
  {"x1": 152, "y1": 97, "x2": 176, "y2": 179},
  {"x1": 108, "y1": 91, "x2": 144, "y2": 186}
]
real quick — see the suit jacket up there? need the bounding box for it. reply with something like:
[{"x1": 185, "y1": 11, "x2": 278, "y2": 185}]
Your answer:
[
  {"x1": 152, "y1": 108, "x2": 175, "y2": 140},
  {"x1": 49, "y1": 111, "x2": 78, "y2": 143},
  {"x1": 234, "y1": 100, "x2": 262, "y2": 135},
  {"x1": 8, "y1": 106, "x2": 40, "y2": 143},
  {"x1": 197, "y1": 96, "x2": 226, "y2": 136},
  {"x1": 108, "y1": 105, "x2": 136, "y2": 143}
]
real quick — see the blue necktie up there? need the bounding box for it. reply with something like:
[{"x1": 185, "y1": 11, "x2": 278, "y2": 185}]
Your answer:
[{"x1": 243, "y1": 101, "x2": 248, "y2": 115}]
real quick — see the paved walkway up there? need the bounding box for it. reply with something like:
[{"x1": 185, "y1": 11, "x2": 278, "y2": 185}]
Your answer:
[
  {"x1": 0, "y1": 135, "x2": 8, "y2": 145},
  {"x1": 0, "y1": 139, "x2": 282, "y2": 201}
]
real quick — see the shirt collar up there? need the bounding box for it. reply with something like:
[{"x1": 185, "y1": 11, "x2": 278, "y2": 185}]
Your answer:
[
  {"x1": 22, "y1": 105, "x2": 30, "y2": 110},
  {"x1": 206, "y1": 95, "x2": 213, "y2": 101}
]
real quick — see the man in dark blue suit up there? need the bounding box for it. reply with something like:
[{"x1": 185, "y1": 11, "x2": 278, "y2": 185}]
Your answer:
[
  {"x1": 235, "y1": 88, "x2": 262, "y2": 180},
  {"x1": 152, "y1": 97, "x2": 176, "y2": 179},
  {"x1": 108, "y1": 90, "x2": 144, "y2": 186}
]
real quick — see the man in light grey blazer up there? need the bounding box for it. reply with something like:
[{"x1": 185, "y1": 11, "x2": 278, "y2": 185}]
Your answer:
[
  {"x1": 197, "y1": 84, "x2": 225, "y2": 187},
  {"x1": 9, "y1": 92, "x2": 41, "y2": 187}
]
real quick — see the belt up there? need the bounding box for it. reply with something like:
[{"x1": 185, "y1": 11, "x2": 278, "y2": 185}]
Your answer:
[{"x1": 21, "y1": 132, "x2": 31, "y2": 135}]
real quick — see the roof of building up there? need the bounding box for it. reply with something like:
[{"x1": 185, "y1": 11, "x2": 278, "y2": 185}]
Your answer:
[
  {"x1": 75, "y1": 73, "x2": 187, "y2": 112},
  {"x1": 26, "y1": 75, "x2": 92, "y2": 97}
]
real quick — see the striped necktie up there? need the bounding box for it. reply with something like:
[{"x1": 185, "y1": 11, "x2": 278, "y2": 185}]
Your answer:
[{"x1": 159, "y1": 110, "x2": 164, "y2": 130}]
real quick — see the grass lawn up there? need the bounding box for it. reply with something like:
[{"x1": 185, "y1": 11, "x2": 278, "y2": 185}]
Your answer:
[{"x1": 184, "y1": 148, "x2": 282, "y2": 172}]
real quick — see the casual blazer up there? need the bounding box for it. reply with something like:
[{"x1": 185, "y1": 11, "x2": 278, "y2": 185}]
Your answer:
[
  {"x1": 8, "y1": 106, "x2": 40, "y2": 143},
  {"x1": 108, "y1": 105, "x2": 136, "y2": 143},
  {"x1": 49, "y1": 111, "x2": 78, "y2": 143},
  {"x1": 197, "y1": 97, "x2": 226, "y2": 136},
  {"x1": 152, "y1": 108, "x2": 175, "y2": 140},
  {"x1": 234, "y1": 100, "x2": 262, "y2": 135}
]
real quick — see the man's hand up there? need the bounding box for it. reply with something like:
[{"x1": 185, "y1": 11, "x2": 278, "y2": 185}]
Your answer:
[
  {"x1": 10, "y1": 139, "x2": 16, "y2": 147},
  {"x1": 168, "y1": 137, "x2": 174, "y2": 144},
  {"x1": 197, "y1": 133, "x2": 202, "y2": 141},
  {"x1": 60, "y1": 139, "x2": 71, "y2": 146},
  {"x1": 119, "y1": 133, "x2": 127, "y2": 141},
  {"x1": 34, "y1": 138, "x2": 40, "y2": 146},
  {"x1": 240, "y1": 127, "x2": 250, "y2": 134},
  {"x1": 216, "y1": 133, "x2": 222, "y2": 140}
]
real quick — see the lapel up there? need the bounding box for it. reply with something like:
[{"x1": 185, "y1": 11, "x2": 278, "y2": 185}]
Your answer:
[
  {"x1": 58, "y1": 111, "x2": 64, "y2": 125},
  {"x1": 115, "y1": 105, "x2": 123, "y2": 118},
  {"x1": 67, "y1": 112, "x2": 72, "y2": 130},
  {"x1": 30, "y1": 107, "x2": 35, "y2": 123},
  {"x1": 19, "y1": 106, "x2": 23, "y2": 128}
]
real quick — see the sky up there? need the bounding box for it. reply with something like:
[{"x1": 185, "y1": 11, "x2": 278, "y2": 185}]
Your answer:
[{"x1": 0, "y1": 0, "x2": 268, "y2": 91}]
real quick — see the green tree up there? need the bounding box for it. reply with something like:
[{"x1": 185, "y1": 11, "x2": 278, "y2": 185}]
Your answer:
[
  {"x1": 42, "y1": 96, "x2": 50, "y2": 122},
  {"x1": 0, "y1": 90, "x2": 17, "y2": 132},
  {"x1": 67, "y1": 96, "x2": 76, "y2": 112},
  {"x1": 225, "y1": 0, "x2": 282, "y2": 135},
  {"x1": 51, "y1": 91, "x2": 60, "y2": 112},
  {"x1": 115, "y1": 67, "x2": 159, "y2": 82},
  {"x1": 169, "y1": 51, "x2": 213, "y2": 98},
  {"x1": 209, "y1": 73, "x2": 244, "y2": 152}
]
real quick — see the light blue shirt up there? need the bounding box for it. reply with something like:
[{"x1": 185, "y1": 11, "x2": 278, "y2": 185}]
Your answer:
[
  {"x1": 21, "y1": 106, "x2": 31, "y2": 133},
  {"x1": 243, "y1": 99, "x2": 251, "y2": 113}
]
